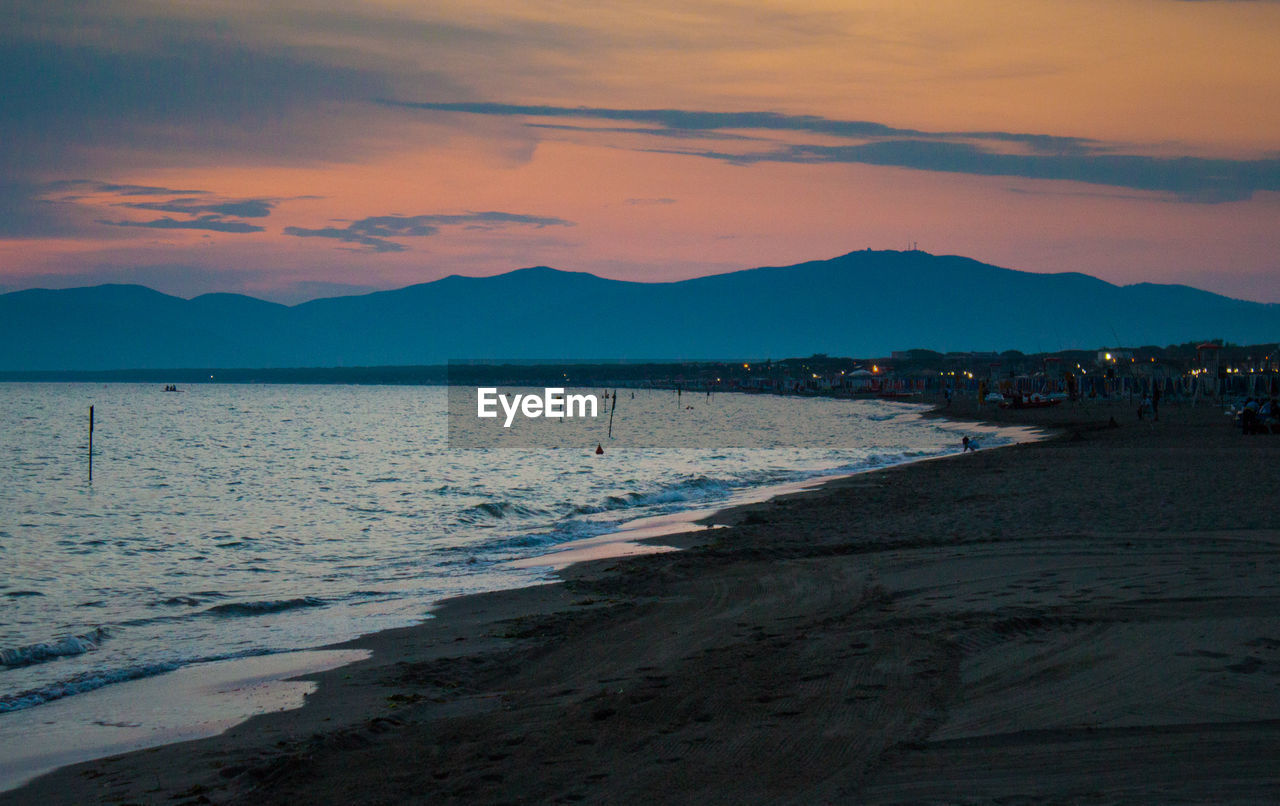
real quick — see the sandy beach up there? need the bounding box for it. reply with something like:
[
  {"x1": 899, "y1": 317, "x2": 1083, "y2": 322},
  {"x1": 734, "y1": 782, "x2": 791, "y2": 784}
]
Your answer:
[{"x1": 5, "y1": 395, "x2": 1279, "y2": 805}]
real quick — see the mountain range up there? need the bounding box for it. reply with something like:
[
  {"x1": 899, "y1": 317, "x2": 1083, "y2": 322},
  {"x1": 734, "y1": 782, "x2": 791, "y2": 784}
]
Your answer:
[{"x1": 2, "y1": 250, "x2": 1276, "y2": 370}]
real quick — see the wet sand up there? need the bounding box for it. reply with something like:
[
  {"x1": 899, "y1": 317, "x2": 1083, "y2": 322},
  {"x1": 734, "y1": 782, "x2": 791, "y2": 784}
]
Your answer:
[
  {"x1": 5, "y1": 395, "x2": 1280, "y2": 804},
  {"x1": 0, "y1": 650, "x2": 369, "y2": 793}
]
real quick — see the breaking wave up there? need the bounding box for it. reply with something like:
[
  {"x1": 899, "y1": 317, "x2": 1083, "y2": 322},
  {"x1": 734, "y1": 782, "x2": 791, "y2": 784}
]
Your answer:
[
  {"x1": 204, "y1": 597, "x2": 326, "y2": 617},
  {"x1": 1, "y1": 627, "x2": 112, "y2": 669}
]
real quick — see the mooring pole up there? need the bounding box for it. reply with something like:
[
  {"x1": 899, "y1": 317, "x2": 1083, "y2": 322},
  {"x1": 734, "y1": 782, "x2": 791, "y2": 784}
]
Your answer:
[
  {"x1": 88, "y1": 405, "x2": 94, "y2": 483},
  {"x1": 607, "y1": 389, "x2": 617, "y2": 438}
]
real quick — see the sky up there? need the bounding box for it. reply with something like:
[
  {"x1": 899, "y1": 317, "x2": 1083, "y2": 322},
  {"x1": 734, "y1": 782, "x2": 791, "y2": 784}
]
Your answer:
[{"x1": 2, "y1": 0, "x2": 1278, "y2": 304}]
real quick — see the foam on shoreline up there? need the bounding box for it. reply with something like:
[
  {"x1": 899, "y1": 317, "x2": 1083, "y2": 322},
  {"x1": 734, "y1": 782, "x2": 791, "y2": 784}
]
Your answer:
[
  {"x1": 0, "y1": 649, "x2": 368, "y2": 793},
  {"x1": 508, "y1": 412, "x2": 1045, "y2": 570}
]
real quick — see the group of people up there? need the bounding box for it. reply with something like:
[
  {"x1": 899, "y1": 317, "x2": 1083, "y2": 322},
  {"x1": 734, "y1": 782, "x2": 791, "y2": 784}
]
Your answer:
[
  {"x1": 1136, "y1": 386, "x2": 1162, "y2": 420},
  {"x1": 1240, "y1": 397, "x2": 1279, "y2": 434}
]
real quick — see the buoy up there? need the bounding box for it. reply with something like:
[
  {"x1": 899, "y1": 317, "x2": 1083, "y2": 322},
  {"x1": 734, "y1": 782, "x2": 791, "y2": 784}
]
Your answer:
[{"x1": 595, "y1": 444, "x2": 604, "y2": 455}]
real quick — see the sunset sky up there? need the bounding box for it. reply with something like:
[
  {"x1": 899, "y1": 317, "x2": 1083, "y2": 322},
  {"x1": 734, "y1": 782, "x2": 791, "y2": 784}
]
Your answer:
[{"x1": 3, "y1": 0, "x2": 1278, "y2": 303}]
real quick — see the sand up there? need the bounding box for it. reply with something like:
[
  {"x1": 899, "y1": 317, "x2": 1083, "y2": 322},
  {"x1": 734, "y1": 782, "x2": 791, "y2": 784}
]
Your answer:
[{"x1": 4, "y1": 395, "x2": 1279, "y2": 804}]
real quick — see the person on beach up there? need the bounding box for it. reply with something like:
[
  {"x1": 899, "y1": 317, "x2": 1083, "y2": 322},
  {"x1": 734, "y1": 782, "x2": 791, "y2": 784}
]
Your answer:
[
  {"x1": 1260, "y1": 398, "x2": 1278, "y2": 433},
  {"x1": 1241, "y1": 398, "x2": 1259, "y2": 434},
  {"x1": 1151, "y1": 385, "x2": 1161, "y2": 420},
  {"x1": 962, "y1": 436, "x2": 978, "y2": 452}
]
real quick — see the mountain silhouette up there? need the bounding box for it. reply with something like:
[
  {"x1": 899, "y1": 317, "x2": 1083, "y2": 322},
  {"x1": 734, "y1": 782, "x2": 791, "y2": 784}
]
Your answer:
[{"x1": 2, "y1": 250, "x2": 1276, "y2": 370}]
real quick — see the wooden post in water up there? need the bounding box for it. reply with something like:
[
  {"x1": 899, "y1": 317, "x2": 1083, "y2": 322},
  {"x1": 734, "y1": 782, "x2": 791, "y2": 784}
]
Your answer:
[
  {"x1": 607, "y1": 389, "x2": 617, "y2": 438},
  {"x1": 88, "y1": 405, "x2": 94, "y2": 483}
]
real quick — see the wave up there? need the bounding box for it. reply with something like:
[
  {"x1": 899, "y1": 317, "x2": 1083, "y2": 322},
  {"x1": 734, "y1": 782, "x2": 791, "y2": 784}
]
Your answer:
[
  {"x1": 0, "y1": 661, "x2": 181, "y2": 713},
  {"x1": 559, "y1": 474, "x2": 744, "y2": 520},
  {"x1": 468, "y1": 474, "x2": 752, "y2": 557},
  {"x1": 1, "y1": 627, "x2": 112, "y2": 669},
  {"x1": 458, "y1": 479, "x2": 761, "y2": 527},
  {"x1": 151, "y1": 595, "x2": 209, "y2": 607},
  {"x1": 456, "y1": 500, "x2": 551, "y2": 523},
  {"x1": 204, "y1": 597, "x2": 326, "y2": 617},
  {"x1": 0, "y1": 647, "x2": 279, "y2": 713},
  {"x1": 482, "y1": 520, "x2": 616, "y2": 553},
  {"x1": 606, "y1": 474, "x2": 736, "y2": 508}
]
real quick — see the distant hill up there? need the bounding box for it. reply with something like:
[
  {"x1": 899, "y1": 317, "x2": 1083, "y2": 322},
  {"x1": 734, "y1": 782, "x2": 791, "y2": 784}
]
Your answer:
[{"x1": 2, "y1": 250, "x2": 1276, "y2": 370}]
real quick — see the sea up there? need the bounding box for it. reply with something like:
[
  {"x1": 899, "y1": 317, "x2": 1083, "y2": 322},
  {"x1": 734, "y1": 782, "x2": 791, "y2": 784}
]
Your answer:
[{"x1": 0, "y1": 383, "x2": 1035, "y2": 742}]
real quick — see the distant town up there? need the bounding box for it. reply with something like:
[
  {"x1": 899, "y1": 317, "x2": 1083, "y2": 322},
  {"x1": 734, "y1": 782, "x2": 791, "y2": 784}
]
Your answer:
[{"x1": 3, "y1": 340, "x2": 1276, "y2": 400}]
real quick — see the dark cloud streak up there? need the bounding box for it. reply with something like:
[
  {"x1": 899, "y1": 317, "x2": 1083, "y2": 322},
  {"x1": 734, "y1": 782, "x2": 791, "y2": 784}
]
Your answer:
[
  {"x1": 284, "y1": 212, "x2": 574, "y2": 252},
  {"x1": 526, "y1": 122, "x2": 764, "y2": 142},
  {"x1": 647, "y1": 140, "x2": 1280, "y2": 203},
  {"x1": 381, "y1": 100, "x2": 1096, "y2": 154},
  {"x1": 98, "y1": 215, "x2": 265, "y2": 233},
  {"x1": 118, "y1": 198, "x2": 276, "y2": 218},
  {"x1": 41, "y1": 180, "x2": 211, "y2": 197},
  {"x1": 390, "y1": 99, "x2": 1278, "y2": 202}
]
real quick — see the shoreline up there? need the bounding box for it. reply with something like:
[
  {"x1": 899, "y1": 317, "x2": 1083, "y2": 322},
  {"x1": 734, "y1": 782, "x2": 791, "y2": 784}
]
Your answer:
[
  {"x1": 0, "y1": 399, "x2": 1026, "y2": 792},
  {"x1": 0, "y1": 398, "x2": 1018, "y2": 711},
  {"x1": 6, "y1": 394, "x2": 1279, "y2": 803},
  {"x1": 0, "y1": 400, "x2": 1072, "y2": 800},
  {"x1": 0, "y1": 650, "x2": 369, "y2": 793},
  {"x1": 509, "y1": 405, "x2": 1042, "y2": 570}
]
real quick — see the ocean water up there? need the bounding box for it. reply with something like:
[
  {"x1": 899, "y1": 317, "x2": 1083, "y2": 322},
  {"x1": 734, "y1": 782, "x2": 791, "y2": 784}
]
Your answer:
[{"x1": 0, "y1": 383, "x2": 1034, "y2": 718}]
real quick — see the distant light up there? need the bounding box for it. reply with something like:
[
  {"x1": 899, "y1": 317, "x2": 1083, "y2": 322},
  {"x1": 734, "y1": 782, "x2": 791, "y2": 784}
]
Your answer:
[{"x1": 1105, "y1": 353, "x2": 1112, "y2": 361}]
